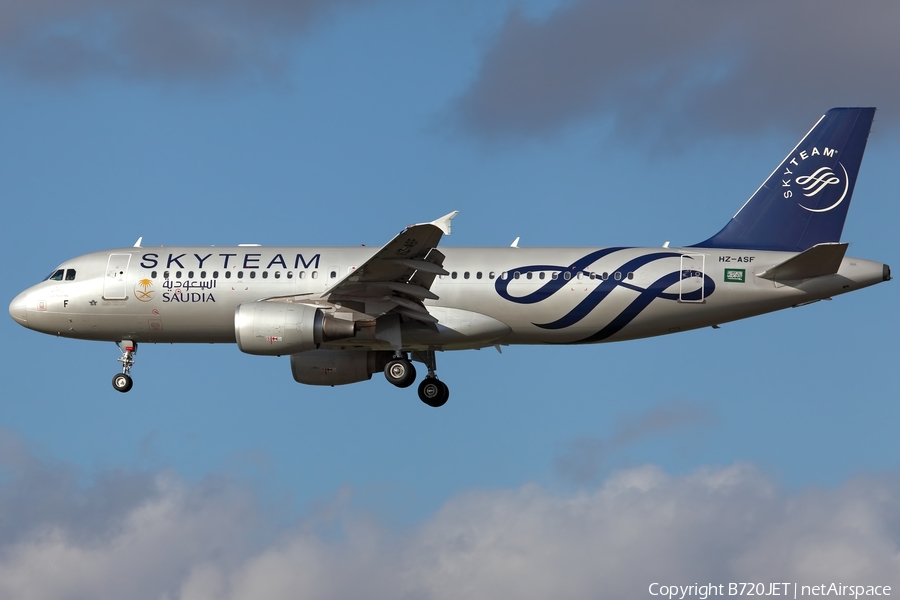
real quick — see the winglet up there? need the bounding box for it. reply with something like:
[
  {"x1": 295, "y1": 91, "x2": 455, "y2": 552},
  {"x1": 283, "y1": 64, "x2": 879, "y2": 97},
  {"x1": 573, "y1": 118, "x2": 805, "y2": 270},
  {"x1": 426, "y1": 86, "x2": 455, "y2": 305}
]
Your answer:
[
  {"x1": 510, "y1": 237, "x2": 520, "y2": 248},
  {"x1": 133, "y1": 237, "x2": 143, "y2": 248},
  {"x1": 430, "y1": 211, "x2": 459, "y2": 235}
]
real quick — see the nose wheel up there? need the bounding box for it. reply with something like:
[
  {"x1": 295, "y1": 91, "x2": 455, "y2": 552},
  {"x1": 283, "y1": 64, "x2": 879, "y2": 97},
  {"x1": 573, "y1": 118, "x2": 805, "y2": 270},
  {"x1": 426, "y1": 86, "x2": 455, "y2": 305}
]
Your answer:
[
  {"x1": 112, "y1": 340, "x2": 137, "y2": 393},
  {"x1": 112, "y1": 373, "x2": 133, "y2": 393}
]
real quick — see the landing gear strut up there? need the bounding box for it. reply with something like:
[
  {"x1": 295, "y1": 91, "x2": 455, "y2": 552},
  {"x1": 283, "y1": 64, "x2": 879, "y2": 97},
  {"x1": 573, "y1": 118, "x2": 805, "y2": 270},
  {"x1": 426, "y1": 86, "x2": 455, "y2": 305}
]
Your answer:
[
  {"x1": 112, "y1": 340, "x2": 136, "y2": 393},
  {"x1": 413, "y1": 350, "x2": 449, "y2": 408}
]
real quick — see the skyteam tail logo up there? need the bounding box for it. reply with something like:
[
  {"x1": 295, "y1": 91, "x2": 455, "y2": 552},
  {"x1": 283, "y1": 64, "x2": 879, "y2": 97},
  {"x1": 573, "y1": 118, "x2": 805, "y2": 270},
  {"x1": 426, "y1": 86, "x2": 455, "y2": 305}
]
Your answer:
[
  {"x1": 495, "y1": 248, "x2": 716, "y2": 343},
  {"x1": 781, "y1": 146, "x2": 849, "y2": 213}
]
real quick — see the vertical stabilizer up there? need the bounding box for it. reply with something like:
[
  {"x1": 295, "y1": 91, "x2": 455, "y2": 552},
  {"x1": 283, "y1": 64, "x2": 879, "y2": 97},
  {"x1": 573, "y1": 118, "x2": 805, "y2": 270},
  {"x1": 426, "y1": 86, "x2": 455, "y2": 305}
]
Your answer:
[{"x1": 693, "y1": 107, "x2": 875, "y2": 251}]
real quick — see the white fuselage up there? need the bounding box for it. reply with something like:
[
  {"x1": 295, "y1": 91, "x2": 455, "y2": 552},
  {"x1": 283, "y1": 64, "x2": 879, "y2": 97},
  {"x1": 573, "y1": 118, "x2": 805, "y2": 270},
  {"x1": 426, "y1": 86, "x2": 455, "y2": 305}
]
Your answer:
[{"x1": 9, "y1": 244, "x2": 888, "y2": 351}]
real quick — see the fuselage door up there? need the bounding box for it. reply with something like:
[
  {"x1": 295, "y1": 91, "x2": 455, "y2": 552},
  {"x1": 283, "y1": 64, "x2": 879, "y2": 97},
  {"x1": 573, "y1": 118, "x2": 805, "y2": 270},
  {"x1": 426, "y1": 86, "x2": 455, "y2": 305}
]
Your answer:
[
  {"x1": 679, "y1": 254, "x2": 706, "y2": 303},
  {"x1": 103, "y1": 253, "x2": 131, "y2": 300}
]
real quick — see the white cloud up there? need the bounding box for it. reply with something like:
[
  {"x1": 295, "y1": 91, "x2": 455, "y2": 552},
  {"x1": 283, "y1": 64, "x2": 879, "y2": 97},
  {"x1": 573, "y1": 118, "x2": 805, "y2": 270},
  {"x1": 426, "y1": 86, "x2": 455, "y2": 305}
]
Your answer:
[{"x1": 1, "y1": 431, "x2": 898, "y2": 599}]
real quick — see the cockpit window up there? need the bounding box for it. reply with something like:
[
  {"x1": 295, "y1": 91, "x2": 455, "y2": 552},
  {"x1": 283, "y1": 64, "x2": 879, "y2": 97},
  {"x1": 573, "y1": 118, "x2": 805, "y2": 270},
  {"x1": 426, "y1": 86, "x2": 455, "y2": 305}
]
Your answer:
[
  {"x1": 46, "y1": 269, "x2": 64, "y2": 281},
  {"x1": 65, "y1": 269, "x2": 76, "y2": 281}
]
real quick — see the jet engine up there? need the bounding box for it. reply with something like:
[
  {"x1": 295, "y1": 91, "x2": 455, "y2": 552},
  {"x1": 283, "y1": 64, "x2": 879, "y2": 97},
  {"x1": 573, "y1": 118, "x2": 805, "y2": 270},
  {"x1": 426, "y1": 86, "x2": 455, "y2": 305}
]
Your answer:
[
  {"x1": 291, "y1": 349, "x2": 391, "y2": 386},
  {"x1": 235, "y1": 302, "x2": 355, "y2": 355}
]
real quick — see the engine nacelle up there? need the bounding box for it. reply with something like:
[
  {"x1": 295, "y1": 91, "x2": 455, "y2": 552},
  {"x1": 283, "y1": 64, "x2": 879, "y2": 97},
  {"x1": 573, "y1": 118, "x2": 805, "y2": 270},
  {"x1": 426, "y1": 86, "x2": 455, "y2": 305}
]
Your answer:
[
  {"x1": 235, "y1": 302, "x2": 355, "y2": 356},
  {"x1": 291, "y1": 349, "x2": 388, "y2": 386}
]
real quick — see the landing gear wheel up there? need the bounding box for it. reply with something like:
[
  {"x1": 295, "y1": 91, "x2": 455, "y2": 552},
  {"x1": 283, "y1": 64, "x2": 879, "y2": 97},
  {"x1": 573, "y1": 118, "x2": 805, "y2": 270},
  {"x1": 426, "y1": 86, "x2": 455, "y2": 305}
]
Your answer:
[
  {"x1": 418, "y1": 378, "x2": 449, "y2": 408},
  {"x1": 384, "y1": 359, "x2": 417, "y2": 388},
  {"x1": 112, "y1": 373, "x2": 133, "y2": 393}
]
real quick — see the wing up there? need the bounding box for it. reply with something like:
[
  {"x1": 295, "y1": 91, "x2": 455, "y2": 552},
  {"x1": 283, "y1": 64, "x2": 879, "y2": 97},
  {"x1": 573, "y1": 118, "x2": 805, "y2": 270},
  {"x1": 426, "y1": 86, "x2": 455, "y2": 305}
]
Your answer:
[{"x1": 322, "y1": 211, "x2": 458, "y2": 326}]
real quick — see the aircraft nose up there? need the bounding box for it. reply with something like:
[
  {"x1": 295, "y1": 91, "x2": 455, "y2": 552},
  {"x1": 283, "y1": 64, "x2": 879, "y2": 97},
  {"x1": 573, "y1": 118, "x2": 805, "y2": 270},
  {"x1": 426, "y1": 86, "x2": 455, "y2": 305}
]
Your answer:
[{"x1": 9, "y1": 292, "x2": 28, "y2": 325}]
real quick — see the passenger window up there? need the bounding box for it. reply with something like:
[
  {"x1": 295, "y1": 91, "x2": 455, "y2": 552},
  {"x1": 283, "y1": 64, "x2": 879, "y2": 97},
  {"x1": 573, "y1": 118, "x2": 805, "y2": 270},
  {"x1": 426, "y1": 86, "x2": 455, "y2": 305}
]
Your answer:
[
  {"x1": 200, "y1": 271, "x2": 206, "y2": 278},
  {"x1": 188, "y1": 271, "x2": 194, "y2": 278},
  {"x1": 539, "y1": 272, "x2": 546, "y2": 280},
  {"x1": 163, "y1": 271, "x2": 170, "y2": 279},
  {"x1": 489, "y1": 272, "x2": 496, "y2": 279},
  {"x1": 213, "y1": 271, "x2": 219, "y2": 278},
  {"x1": 237, "y1": 271, "x2": 244, "y2": 279},
  {"x1": 312, "y1": 271, "x2": 318, "y2": 279},
  {"x1": 249, "y1": 271, "x2": 256, "y2": 279},
  {"x1": 563, "y1": 272, "x2": 571, "y2": 281},
  {"x1": 151, "y1": 271, "x2": 158, "y2": 279},
  {"x1": 513, "y1": 271, "x2": 520, "y2": 279},
  {"x1": 614, "y1": 272, "x2": 622, "y2": 280},
  {"x1": 225, "y1": 271, "x2": 232, "y2": 279},
  {"x1": 65, "y1": 269, "x2": 76, "y2": 281},
  {"x1": 451, "y1": 272, "x2": 458, "y2": 279},
  {"x1": 330, "y1": 271, "x2": 337, "y2": 279},
  {"x1": 501, "y1": 272, "x2": 508, "y2": 280},
  {"x1": 589, "y1": 272, "x2": 596, "y2": 280},
  {"x1": 300, "y1": 271, "x2": 306, "y2": 279},
  {"x1": 262, "y1": 271, "x2": 268, "y2": 279},
  {"x1": 627, "y1": 272, "x2": 634, "y2": 280},
  {"x1": 552, "y1": 272, "x2": 558, "y2": 280},
  {"x1": 286, "y1": 271, "x2": 293, "y2": 279},
  {"x1": 176, "y1": 271, "x2": 182, "y2": 279},
  {"x1": 464, "y1": 272, "x2": 470, "y2": 279},
  {"x1": 476, "y1": 272, "x2": 483, "y2": 279},
  {"x1": 526, "y1": 272, "x2": 532, "y2": 280},
  {"x1": 602, "y1": 272, "x2": 609, "y2": 280},
  {"x1": 274, "y1": 271, "x2": 281, "y2": 279},
  {"x1": 576, "y1": 272, "x2": 582, "y2": 280}
]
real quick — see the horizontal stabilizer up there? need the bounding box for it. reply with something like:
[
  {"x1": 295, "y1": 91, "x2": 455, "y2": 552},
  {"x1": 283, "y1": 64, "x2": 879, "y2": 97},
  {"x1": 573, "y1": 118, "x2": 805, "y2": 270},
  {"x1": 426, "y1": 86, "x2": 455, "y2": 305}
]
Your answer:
[{"x1": 757, "y1": 243, "x2": 848, "y2": 280}]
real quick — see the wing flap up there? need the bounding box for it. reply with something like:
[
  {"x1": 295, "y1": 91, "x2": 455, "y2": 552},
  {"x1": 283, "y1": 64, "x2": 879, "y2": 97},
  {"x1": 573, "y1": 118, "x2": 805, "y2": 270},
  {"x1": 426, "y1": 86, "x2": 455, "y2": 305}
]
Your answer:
[{"x1": 322, "y1": 212, "x2": 457, "y2": 322}]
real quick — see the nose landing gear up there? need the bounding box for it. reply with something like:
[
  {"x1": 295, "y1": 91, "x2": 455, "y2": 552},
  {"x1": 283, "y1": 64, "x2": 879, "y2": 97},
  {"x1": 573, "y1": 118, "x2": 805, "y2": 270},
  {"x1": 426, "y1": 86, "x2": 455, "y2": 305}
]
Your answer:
[{"x1": 112, "y1": 340, "x2": 136, "y2": 393}]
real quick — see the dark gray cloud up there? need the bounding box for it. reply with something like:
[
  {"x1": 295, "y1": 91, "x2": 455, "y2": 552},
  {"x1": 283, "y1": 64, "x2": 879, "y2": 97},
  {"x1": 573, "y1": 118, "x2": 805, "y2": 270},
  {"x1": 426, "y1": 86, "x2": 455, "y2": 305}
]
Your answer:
[
  {"x1": 1, "y1": 430, "x2": 899, "y2": 599},
  {"x1": 555, "y1": 403, "x2": 713, "y2": 484},
  {"x1": 0, "y1": 0, "x2": 373, "y2": 82},
  {"x1": 456, "y1": 0, "x2": 900, "y2": 142}
]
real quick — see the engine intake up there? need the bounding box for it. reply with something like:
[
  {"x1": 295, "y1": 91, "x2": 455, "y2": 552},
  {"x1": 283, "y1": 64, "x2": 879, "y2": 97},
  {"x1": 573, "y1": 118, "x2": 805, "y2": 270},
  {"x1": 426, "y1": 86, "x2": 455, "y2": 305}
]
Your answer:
[{"x1": 235, "y1": 302, "x2": 355, "y2": 355}]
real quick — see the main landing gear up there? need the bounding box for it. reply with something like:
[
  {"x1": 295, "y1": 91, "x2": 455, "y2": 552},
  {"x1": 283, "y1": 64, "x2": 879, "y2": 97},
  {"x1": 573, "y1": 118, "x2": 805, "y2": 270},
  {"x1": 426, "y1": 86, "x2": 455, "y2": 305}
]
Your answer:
[
  {"x1": 112, "y1": 340, "x2": 136, "y2": 393},
  {"x1": 383, "y1": 350, "x2": 450, "y2": 408}
]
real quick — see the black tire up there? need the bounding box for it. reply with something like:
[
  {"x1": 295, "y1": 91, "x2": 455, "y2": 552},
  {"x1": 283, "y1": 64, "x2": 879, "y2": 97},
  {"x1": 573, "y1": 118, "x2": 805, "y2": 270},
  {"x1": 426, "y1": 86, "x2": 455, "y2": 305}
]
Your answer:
[
  {"x1": 384, "y1": 359, "x2": 416, "y2": 388},
  {"x1": 418, "y1": 378, "x2": 449, "y2": 408},
  {"x1": 112, "y1": 373, "x2": 133, "y2": 393}
]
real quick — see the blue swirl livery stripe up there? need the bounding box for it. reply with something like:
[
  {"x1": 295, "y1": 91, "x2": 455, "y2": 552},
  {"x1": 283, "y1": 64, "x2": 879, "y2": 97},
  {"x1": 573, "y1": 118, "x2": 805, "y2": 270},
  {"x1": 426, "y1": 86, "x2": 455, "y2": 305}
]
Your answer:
[
  {"x1": 494, "y1": 247, "x2": 627, "y2": 305},
  {"x1": 573, "y1": 270, "x2": 715, "y2": 344},
  {"x1": 495, "y1": 249, "x2": 716, "y2": 343}
]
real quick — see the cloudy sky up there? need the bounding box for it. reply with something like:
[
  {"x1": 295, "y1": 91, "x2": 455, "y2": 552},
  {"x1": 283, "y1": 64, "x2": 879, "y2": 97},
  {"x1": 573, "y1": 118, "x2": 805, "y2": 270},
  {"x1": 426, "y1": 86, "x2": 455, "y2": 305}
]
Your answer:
[{"x1": 2, "y1": 1, "x2": 899, "y2": 598}]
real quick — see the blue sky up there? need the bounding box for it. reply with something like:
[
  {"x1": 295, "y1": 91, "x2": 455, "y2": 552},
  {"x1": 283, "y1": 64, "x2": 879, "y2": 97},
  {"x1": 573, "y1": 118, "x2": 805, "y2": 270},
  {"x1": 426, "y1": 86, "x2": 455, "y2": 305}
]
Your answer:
[{"x1": 2, "y1": 1, "x2": 899, "y2": 597}]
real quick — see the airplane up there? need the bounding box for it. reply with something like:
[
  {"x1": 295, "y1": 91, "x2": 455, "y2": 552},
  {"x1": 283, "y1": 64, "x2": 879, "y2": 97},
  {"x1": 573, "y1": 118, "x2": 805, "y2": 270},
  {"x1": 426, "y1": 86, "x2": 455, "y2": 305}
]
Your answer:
[{"x1": 8, "y1": 107, "x2": 891, "y2": 407}]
